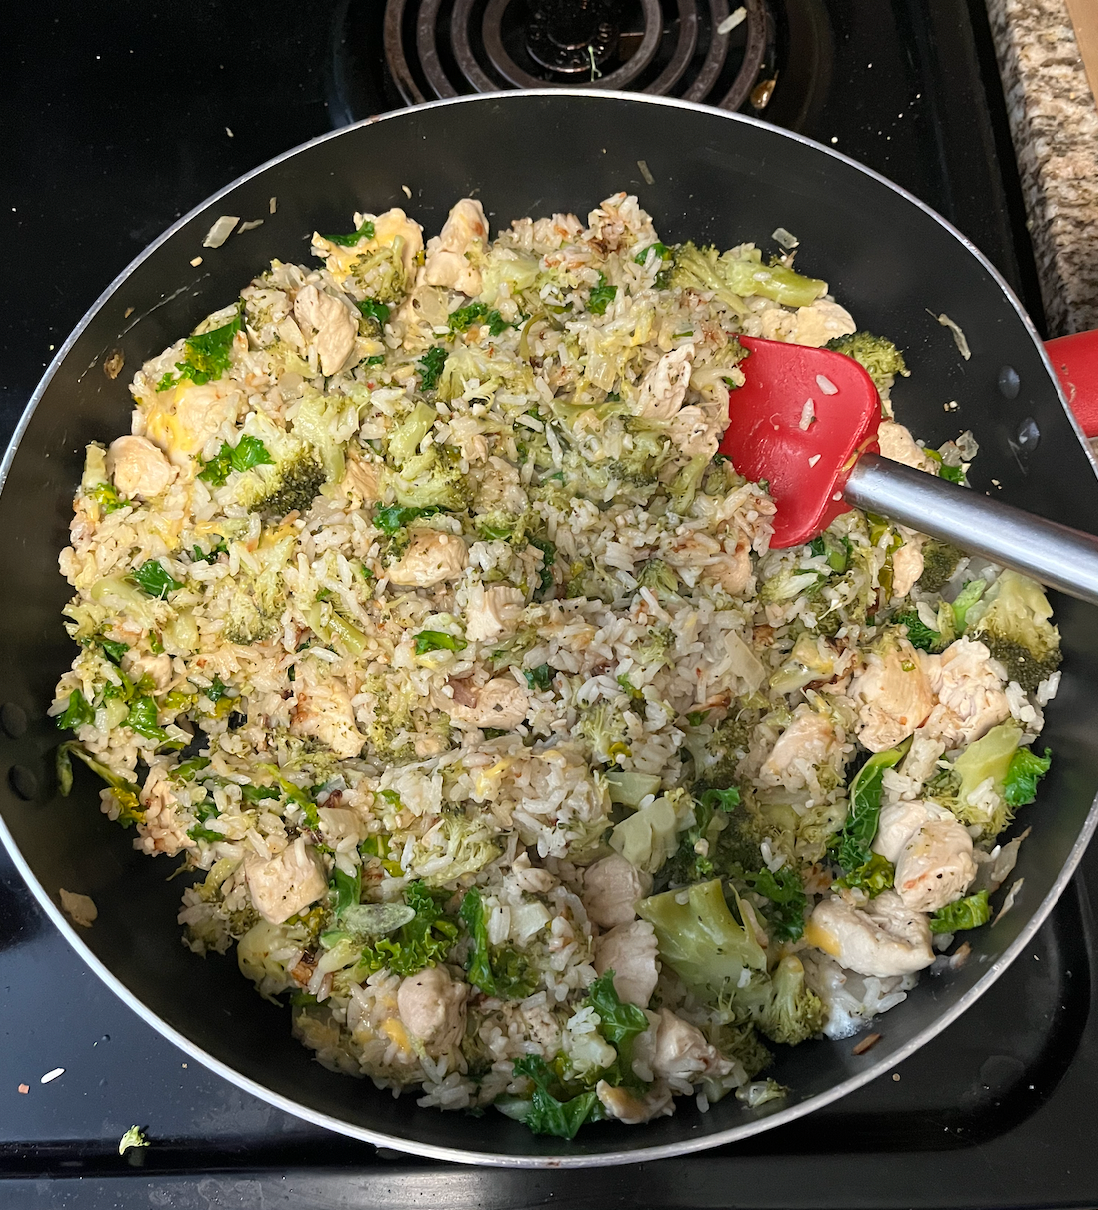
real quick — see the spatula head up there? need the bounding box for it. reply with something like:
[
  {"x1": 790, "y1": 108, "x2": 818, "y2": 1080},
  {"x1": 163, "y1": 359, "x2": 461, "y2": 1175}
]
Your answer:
[{"x1": 718, "y1": 336, "x2": 883, "y2": 548}]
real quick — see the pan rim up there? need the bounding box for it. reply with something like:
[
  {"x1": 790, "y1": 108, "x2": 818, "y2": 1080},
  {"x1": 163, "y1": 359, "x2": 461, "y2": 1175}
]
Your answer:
[{"x1": 4, "y1": 87, "x2": 1097, "y2": 1167}]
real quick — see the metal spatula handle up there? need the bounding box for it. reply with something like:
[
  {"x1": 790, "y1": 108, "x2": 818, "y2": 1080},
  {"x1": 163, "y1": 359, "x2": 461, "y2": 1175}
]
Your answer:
[{"x1": 843, "y1": 453, "x2": 1098, "y2": 605}]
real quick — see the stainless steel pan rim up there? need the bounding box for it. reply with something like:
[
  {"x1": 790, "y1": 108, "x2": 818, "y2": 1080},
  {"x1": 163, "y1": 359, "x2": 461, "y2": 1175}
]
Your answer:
[{"x1": 4, "y1": 88, "x2": 1097, "y2": 1168}]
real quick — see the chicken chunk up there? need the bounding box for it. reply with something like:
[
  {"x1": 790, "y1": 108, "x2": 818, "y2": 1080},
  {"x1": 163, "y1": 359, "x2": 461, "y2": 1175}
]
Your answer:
[
  {"x1": 593, "y1": 919, "x2": 659, "y2": 1007},
  {"x1": 891, "y1": 539, "x2": 925, "y2": 600},
  {"x1": 423, "y1": 199, "x2": 489, "y2": 296},
  {"x1": 874, "y1": 800, "x2": 977, "y2": 913},
  {"x1": 397, "y1": 966, "x2": 468, "y2": 1053},
  {"x1": 290, "y1": 673, "x2": 366, "y2": 760},
  {"x1": 143, "y1": 380, "x2": 240, "y2": 461},
  {"x1": 922, "y1": 637, "x2": 1010, "y2": 748},
  {"x1": 293, "y1": 284, "x2": 359, "y2": 376},
  {"x1": 760, "y1": 707, "x2": 836, "y2": 787},
  {"x1": 121, "y1": 650, "x2": 173, "y2": 692},
  {"x1": 636, "y1": 344, "x2": 694, "y2": 422},
  {"x1": 464, "y1": 583, "x2": 524, "y2": 643},
  {"x1": 805, "y1": 890, "x2": 934, "y2": 978},
  {"x1": 877, "y1": 420, "x2": 934, "y2": 473},
  {"x1": 595, "y1": 1079, "x2": 674, "y2": 1125},
  {"x1": 582, "y1": 853, "x2": 653, "y2": 928},
  {"x1": 849, "y1": 639, "x2": 935, "y2": 752},
  {"x1": 341, "y1": 450, "x2": 381, "y2": 505},
  {"x1": 387, "y1": 530, "x2": 467, "y2": 587},
  {"x1": 107, "y1": 435, "x2": 176, "y2": 499},
  {"x1": 634, "y1": 1008, "x2": 733, "y2": 1082},
  {"x1": 791, "y1": 299, "x2": 857, "y2": 348},
  {"x1": 244, "y1": 839, "x2": 327, "y2": 925},
  {"x1": 447, "y1": 676, "x2": 529, "y2": 730}
]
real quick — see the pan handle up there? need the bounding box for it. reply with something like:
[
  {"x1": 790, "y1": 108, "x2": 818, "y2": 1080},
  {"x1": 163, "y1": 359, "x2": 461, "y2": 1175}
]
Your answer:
[
  {"x1": 844, "y1": 453, "x2": 1098, "y2": 604},
  {"x1": 1047, "y1": 331, "x2": 1098, "y2": 439}
]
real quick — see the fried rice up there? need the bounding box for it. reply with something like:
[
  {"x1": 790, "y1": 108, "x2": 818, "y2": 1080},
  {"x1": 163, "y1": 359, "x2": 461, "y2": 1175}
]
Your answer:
[{"x1": 51, "y1": 193, "x2": 1060, "y2": 1134}]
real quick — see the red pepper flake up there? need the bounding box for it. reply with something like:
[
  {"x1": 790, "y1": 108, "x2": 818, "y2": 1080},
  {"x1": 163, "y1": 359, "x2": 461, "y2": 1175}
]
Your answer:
[{"x1": 17, "y1": 1084, "x2": 28, "y2": 1094}]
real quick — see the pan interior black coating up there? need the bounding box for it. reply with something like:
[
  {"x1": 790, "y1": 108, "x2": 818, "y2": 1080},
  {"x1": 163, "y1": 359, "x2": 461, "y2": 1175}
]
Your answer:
[{"x1": 2, "y1": 92, "x2": 1097, "y2": 1165}]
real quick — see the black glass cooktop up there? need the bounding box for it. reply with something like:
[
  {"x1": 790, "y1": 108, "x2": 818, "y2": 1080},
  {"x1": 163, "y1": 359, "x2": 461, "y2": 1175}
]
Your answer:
[{"x1": 3, "y1": 1, "x2": 1089, "y2": 1204}]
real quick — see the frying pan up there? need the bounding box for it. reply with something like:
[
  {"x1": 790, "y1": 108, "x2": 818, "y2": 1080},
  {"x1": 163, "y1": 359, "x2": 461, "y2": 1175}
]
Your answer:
[{"x1": 3, "y1": 91, "x2": 1098, "y2": 1168}]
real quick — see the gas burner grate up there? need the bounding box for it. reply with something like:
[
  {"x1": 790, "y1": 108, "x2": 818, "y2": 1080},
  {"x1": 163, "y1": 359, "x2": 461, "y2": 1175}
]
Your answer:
[{"x1": 384, "y1": 0, "x2": 772, "y2": 111}]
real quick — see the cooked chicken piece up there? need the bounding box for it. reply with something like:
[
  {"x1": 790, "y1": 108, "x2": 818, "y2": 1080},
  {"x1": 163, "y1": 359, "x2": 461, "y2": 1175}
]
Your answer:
[
  {"x1": 341, "y1": 450, "x2": 381, "y2": 505},
  {"x1": 849, "y1": 639, "x2": 934, "y2": 752},
  {"x1": 582, "y1": 853, "x2": 653, "y2": 928},
  {"x1": 595, "y1": 1079, "x2": 674, "y2": 1125},
  {"x1": 708, "y1": 539, "x2": 753, "y2": 595},
  {"x1": 508, "y1": 850, "x2": 556, "y2": 894},
  {"x1": 669, "y1": 402, "x2": 725, "y2": 458},
  {"x1": 791, "y1": 299, "x2": 857, "y2": 348},
  {"x1": 290, "y1": 673, "x2": 365, "y2": 760},
  {"x1": 922, "y1": 637, "x2": 1010, "y2": 748},
  {"x1": 397, "y1": 966, "x2": 468, "y2": 1053},
  {"x1": 877, "y1": 420, "x2": 934, "y2": 473},
  {"x1": 244, "y1": 839, "x2": 327, "y2": 925},
  {"x1": 873, "y1": 800, "x2": 977, "y2": 913},
  {"x1": 636, "y1": 344, "x2": 694, "y2": 422},
  {"x1": 804, "y1": 889, "x2": 934, "y2": 977},
  {"x1": 593, "y1": 919, "x2": 659, "y2": 1007},
  {"x1": 464, "y1": 584, "x2": 524, "y2": 643},
  {"x1": 143, "y1": 380, "x2": 240, "y2": 461},
  {"x1": 447, "y1": 676, "x2": 529, "y2": 730},
  {"x1": 316, "y1": 806, "x2": 365, "y2": 845},
  {"x1": 900, "y1": 728, "x2": 947, "y2": 789},
  {"x1": 387, "y1": 530, "x2": 467, "y2": 587},
  {"x1": 121, "y1": 650, "x2": 173, "y2": 692},
  {"x1": 293, "y1": 284, "x2": 358, "y2": 376},
  {"x1": 423, "y1": 198, "x2": 489, "y2": 296},
  {"x1": 474, "y1": 456, "x2": 528, "y2": 514},
  {"x1": 106, "y1": 435, "x2": 176, "y2": 499},
  {"x1": 634, "y1": 1008, "x2": 733, "y2": 1083},
  {"x1": 891, "y1": 539, "x2": 925, "y2": 600},
  {"x1": 760, "y1": 707, "x2": 836, "y2": 787}
]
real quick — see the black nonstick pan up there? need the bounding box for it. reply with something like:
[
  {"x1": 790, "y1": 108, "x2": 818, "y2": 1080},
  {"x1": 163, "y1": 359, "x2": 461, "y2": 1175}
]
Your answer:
[{"x1": 2, "y1": 91, "x2": 1097, "y2": 1166}]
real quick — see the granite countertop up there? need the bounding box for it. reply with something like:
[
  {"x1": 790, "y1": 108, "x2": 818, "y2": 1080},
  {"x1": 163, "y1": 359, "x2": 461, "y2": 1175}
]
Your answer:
[{"x1": 987, "y1": 0, "x2": 1098, "y2": 336}]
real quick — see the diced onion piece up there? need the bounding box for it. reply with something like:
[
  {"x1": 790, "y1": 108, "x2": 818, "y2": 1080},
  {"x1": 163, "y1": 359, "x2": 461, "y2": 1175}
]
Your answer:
[
  {"x1": 238, "y1": 218, "x2": 265, "y2": 233},
  {"x1": 202, "y1": 215, "x2": 239, "y2": 248},
  {"x1": 637, "y1": 159, "x2": 655, "y2": 185},
  {"x1": 717, "y1": 6, "x2": 747, "y2": 34},
  {"x1": 936, "y1": 312, "x2": 971, "y2": 360},
  {"x1": 808, "y1": 453, "x2": 821, "y2": 467},
  {"x1": 771, "y1": 226, "x2": 799, "y2": 249}
]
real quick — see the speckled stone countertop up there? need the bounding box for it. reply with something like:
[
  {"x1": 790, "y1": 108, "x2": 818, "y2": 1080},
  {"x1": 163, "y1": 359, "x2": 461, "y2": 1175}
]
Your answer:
[{"x1": 987, "y1": 0, "x2": 1098, "y2": 335}]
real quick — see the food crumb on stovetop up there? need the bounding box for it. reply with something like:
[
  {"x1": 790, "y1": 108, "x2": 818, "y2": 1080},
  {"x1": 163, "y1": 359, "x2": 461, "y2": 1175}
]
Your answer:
[
  {"x1": 852, "y1": 1033, "x2": 882, "y2": 1056},
  {"x1": 118, "y1": 1125, "x2": 149, "y2": 1155},
  {"x1": 17, "y1": 1084, "x2": 28, "y2": 1094},
  {"x1": 40, "y1": 1068, "x2": 64, "y2": 1084}
]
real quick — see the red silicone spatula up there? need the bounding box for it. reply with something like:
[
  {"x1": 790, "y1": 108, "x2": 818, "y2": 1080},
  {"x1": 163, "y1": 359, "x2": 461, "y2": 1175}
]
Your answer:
[{"x1": 718, "y1": 333, "x2": 1098, "y2": 604}]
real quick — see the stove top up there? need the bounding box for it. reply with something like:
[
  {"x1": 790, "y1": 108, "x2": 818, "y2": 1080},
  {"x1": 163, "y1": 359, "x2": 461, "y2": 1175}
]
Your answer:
[{"x1": 1, "y1": 0, "x2": 1086, "y2": 1203}]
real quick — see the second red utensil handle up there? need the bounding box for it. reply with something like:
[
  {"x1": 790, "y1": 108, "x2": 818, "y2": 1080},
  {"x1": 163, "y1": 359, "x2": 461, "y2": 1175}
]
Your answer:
[{"x1": 1047, "y1": 331, "x2": 1098, "y2": 439}]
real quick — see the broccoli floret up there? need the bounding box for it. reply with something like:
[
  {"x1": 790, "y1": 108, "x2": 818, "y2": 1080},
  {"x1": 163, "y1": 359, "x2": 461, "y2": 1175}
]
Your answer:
[
  {"x1": 576, "y1": 702, "x2": 630, "y2": 764},
  {"x1": 737, "y1": 956, "x2": 827, "y2": 1047},
  {"x1": 672, "y1": 242, "x2": 826, "y2": 310},
  {"x1": 222, "y1": 532, "x2": 295, "y2": 645},
  {"x1": 714, "y1": 1022, "x2": 772, "y2": 1082},
  {"x1": 248, "y1": 452, "x2": 327, "y2": 519},
  {"x1": 918, "y1": 539, "x2": 965, "y2": 593},
  {"x1": 968, "y1": 570, "x2": 1061, "y2": 691},
  {"x1": 638, "y1": 879, "x2": 767, "y2": 1004},
  {"x1": 824, "y1": 331, "x2": 909, "y2": 393},
  {"x1": 391, "y1": 447, "x2": 469, "y2": 511},
  {"x1": 636, "y1": 559, "x2": 681, "y2": 600}
]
